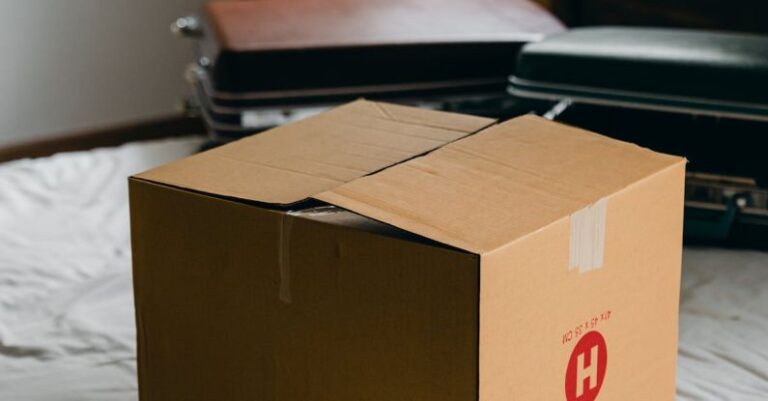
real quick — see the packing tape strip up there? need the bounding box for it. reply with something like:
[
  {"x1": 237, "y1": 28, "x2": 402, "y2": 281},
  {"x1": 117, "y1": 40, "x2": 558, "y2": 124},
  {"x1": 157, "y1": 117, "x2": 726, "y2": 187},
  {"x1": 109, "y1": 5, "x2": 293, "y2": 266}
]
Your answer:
[
  {"x1": 569, "y1": 198, "x2": 607, "y2": 273},
  {"x1": 278, "y1": 215, "x2": 294, "y2": 303}
]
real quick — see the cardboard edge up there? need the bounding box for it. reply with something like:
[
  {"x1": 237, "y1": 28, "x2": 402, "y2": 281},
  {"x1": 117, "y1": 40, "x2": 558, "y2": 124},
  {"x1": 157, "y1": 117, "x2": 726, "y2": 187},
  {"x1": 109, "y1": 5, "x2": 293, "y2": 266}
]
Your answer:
[
  {"x1": 133, "y1": 100, "x2": 497, "y2": 208},
  {"x1": 303, "y1": 201, "x2": 481, "y2": 256},
  {"x1": 130, "y1": 176, "x2": 477, "y2": 258},
  {"x1": 482, "y1": 157, "x2": 687, "y2": 260},
  {"x1": 128, "y1": 176, "x2": 314, "y2": 211}
]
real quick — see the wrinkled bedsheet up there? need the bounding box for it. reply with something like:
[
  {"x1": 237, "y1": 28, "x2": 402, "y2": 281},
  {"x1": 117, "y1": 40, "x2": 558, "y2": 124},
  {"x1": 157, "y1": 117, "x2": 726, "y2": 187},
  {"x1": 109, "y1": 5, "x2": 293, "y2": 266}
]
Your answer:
[
  {"x1": 0, "y1": 138, "x2": 766, "y2": 400},
  {"x1": 0, "y1": 138, "x2": 202, "y2": 401}
]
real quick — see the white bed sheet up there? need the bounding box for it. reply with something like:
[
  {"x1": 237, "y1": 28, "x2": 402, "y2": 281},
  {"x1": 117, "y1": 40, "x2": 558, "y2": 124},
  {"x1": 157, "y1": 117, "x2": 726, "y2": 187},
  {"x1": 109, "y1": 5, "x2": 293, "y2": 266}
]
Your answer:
[
  {"x1": 0, "y1": 138, "x2": 202, "y2": 401},
  {"x1": 0, "y1": 138, "x2": 766, "y2": 400}
]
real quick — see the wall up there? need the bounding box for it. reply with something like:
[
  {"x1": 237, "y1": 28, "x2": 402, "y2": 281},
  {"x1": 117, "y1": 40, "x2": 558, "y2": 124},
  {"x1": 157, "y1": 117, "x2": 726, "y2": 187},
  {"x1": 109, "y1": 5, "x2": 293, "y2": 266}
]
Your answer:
[{"x1": 0, "y1": 0, "x2": 206, "y2": 145}]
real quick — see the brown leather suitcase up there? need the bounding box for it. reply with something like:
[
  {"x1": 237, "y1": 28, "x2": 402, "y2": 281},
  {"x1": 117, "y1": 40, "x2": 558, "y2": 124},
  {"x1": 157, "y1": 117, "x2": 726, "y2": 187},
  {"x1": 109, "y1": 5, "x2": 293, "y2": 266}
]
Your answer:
[
  {"x1": 194, "y1": 0, "x2": 563, "y2": 95},
  {"x1": 176, "y1": 0, "x2": 563, "y2": 139}
]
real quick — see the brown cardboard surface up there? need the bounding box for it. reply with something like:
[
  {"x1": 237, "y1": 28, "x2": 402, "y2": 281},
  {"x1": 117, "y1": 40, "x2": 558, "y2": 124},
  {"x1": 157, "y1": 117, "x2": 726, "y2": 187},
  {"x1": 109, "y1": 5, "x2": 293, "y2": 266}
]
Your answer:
[
  {"x1": 135, "y1": 100, "x2": 494, "y2": 206},
  {"x1": 129, "y1": 179, "x2": 284, "y2": 401},
  {"x1": 479, "y1": 162, "x2": 685, "y2": 401},
  {"x1": 130, "y1": 101, "x2": 686, "y2": 401},
  {"x1": 130, "y1": 178, "x2": 480, "y2": 401},
  {"x1": 316, "y1": 115, "x2": 684, "y2": 253}
]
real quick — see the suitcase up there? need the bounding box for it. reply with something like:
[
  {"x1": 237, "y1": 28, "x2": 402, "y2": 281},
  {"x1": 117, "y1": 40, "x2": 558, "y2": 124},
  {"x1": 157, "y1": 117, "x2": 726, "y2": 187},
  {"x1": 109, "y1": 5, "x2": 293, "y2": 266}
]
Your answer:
[
  {"x1": 508, "y1": 27, "x2": 768, "y2": 247},
  {"x1": 174, "y1": 0, "x2": 564, "y2": 141}
]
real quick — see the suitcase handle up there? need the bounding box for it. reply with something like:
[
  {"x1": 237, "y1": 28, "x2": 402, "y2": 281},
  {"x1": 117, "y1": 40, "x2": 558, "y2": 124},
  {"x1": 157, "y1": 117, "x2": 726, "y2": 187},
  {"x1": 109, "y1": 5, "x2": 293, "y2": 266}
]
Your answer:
[{"x1": 684, "y1": 194, "x2": 746, "y2": 241}]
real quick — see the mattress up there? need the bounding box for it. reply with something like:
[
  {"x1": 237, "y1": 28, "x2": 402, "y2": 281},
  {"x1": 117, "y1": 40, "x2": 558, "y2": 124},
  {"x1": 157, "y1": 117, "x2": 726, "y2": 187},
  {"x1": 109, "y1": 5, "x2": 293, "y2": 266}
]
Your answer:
[{"x1": 0, "y1": 137, "x2": 766, "y2": 400}]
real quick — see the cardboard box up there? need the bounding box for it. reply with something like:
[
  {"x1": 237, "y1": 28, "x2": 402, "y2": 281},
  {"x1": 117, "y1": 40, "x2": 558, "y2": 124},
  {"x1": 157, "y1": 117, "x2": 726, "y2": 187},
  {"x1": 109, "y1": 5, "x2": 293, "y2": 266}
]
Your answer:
[{"x1": 130, "y1": 100, "x2": 686, "y2": 401}]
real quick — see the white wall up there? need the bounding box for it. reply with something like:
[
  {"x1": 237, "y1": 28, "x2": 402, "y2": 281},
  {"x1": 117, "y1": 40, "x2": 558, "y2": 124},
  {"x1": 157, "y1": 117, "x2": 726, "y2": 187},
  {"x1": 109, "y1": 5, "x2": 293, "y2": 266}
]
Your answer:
[{"x1": 0, "y1": 0, "x2": 206, "y2": 145}]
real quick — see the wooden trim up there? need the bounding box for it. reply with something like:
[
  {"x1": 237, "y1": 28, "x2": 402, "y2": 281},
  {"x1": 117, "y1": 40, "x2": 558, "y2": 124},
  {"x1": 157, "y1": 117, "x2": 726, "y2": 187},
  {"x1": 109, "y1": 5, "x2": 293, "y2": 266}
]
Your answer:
[{"x1": 0, "y1": 115, "x2": 205, "y2": 163}]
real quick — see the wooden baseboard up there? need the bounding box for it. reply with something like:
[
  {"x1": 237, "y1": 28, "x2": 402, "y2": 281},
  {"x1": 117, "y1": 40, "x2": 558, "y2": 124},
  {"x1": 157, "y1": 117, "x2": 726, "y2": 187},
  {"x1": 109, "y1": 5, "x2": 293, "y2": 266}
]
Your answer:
[{"x1": 0, "y1": 115, "x2": 205, "y2": 163}]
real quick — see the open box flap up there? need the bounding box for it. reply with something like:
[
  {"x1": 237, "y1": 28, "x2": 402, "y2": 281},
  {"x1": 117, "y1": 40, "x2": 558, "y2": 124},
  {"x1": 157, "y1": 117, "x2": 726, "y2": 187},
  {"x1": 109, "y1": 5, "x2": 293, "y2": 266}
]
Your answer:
[
  {"x1": 134, "y1": 100, "x2": 494, "y2": 206},
  {"x1": 315, "y1": 115, "x2": 685, "y2": 254}
]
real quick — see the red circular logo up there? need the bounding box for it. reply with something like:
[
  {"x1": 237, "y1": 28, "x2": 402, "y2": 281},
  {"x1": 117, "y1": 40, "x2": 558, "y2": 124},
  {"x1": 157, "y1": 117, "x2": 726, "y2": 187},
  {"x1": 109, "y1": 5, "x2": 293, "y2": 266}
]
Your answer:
[{"x1": 565, "y1": 331, "x2": 607, "y2": 401}]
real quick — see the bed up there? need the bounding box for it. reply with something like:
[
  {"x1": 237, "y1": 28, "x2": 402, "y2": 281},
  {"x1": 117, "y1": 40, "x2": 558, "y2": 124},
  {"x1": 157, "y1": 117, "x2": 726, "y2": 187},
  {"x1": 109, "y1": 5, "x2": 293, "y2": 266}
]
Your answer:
[{"x1": 0, "y1": 138, "x2": 766, "y2": 400}]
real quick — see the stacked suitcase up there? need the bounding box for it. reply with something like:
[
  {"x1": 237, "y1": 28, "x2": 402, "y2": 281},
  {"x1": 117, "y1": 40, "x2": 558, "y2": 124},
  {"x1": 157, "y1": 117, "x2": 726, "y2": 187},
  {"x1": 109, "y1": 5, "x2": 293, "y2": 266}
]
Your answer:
[
  {"x1": 508, "y1": 27, "x2": 768, "y2": 246},
  {"x1": 171, "y1": 0, "x2": 564, "y2": 145}
]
